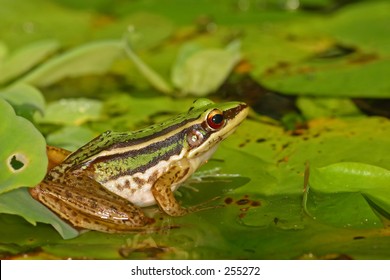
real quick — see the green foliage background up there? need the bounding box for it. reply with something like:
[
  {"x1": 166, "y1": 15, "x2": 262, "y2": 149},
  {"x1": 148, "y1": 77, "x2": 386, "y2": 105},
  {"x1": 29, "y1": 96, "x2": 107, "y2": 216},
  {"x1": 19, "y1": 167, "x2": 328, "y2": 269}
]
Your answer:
[{"x1": 0, "y1": 0, "x2": 389, "y2": 259}]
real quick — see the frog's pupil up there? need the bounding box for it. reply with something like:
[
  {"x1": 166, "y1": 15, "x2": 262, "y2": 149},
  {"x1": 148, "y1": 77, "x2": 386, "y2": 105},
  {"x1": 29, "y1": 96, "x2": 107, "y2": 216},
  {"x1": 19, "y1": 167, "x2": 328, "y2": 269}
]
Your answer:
[{"x1": 212, "y1": 114, "x2": 223, "y2": 124}]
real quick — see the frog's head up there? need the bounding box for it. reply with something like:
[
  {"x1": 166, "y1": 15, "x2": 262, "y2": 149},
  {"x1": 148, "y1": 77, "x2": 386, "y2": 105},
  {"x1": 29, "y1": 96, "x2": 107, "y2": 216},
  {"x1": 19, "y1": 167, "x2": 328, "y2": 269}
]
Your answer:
[{"x1": 181, "y1": 98, "x2": 248, "y2": 168}]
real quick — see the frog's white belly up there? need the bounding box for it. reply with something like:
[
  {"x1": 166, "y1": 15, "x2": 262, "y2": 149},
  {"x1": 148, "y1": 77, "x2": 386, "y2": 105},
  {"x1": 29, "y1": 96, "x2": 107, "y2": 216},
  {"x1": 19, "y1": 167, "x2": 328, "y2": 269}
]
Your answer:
[
  {"x1": 103, "y1": 159, "x2": 175, "y2": 207},
  {"x1": 101, "y1": 145, "x2": 219, "y2": 207}
]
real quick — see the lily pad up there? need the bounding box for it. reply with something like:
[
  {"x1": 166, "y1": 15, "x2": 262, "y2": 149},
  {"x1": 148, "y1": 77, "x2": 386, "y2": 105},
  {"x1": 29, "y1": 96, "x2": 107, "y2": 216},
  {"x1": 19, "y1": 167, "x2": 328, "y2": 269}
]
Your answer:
[
  {"x1": 325, "y1": 1, "x2": 390, "y2": 54},
  {"x1": 308, "y1": 162, "x2": 390, "y2": 218},
  {"x1": 256, "y1": 1, "x2": 390, "y2": 98},
  {"x1": 172, "y1": 40, "x2": 241, "y2": 96},
  {"x1": 296, "y1": 97, "x2": 362, "y2": 119},
  {"x1": 0, "y1": 0, "x2": 389, "y2": 260},
  {"x1": 0, "y1": 84, "x2": 46, "y2": 120},
  {"x1": 0, "y1": 40, "x2": 59, "y2": 84},
  {"x1": 20, "y1": 41, "x2": 124, "y2": 87},
  {"x1": 46, "y1": 126, "x2": 97, "y2": 151},
  {"x1": 0, "y1": 98, "x2": 47, "y2": 194},
  {"x1": 305, "y1": 191, "x2": 384, "y2": 229},
  {"x1": 35, "y1": 98, "x2": 103, "y2": 126},
  {"x1": 0, "y1": 188, "x2": 79, "y2": 239}
]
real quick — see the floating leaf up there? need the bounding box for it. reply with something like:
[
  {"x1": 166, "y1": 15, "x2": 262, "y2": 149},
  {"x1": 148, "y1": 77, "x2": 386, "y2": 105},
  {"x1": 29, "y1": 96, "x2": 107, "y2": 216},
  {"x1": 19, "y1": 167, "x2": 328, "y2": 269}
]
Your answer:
[
  {"x1": 0, "y1": 188, "x2": 79, "y2": 239},
  {"x1": 19, "y1": 41, "x2": 124, "y2": 87},
  {"x1": 0, "y1": 40, "x2": 59, "y2": 84},
  {"x1": 171, "y1": 43, "x2": 201, "y2": 91},
  {"x1": 46, "y1": 126, "x2": 96, "y2": 151},
  {"x1": 172, "y1": 40, "x2": 241, "y2": 96},
  {"x1": 0, "y1": 98, "x2": 47, "y2": 194},
  {"x1": 0, "y1": 84, "x2": 45, "y2": 118},
  {"x1": 309, "y1": 162, "x2": 390, "y2": 217},
  {"x1": 262, "y1": 58, "x2": 390, "y2": 98},
  {"x1": 325, "y1": 1, "x2": 390, "y2": 54},
  {"x1": 257, "y1": 2, "x2": 390, "y2": 98},
  {"x1": 0, "y1": 0, "x2": 389, "y2": 260},
  {"x1": 35, "y1": 98, "x2": 103, "y2": 126},
  {"x1": 0, "y1": 42, "x2": 7, "y2": 60},
  {"x1": 305, "y1": 191, "x2": 383, "y2": 229},
  {"x1": 309, "y1": 162, "x2": 390, "y2": 193},
  {"x1": 124, "y1": 12, "x2": 174, "y2": 51},
  {"x1": 124, "y1": 33, "x2": 173, "y2": 94},
  {"x1": 297, "y1": 97, "x2": 362, "y2": 119}
]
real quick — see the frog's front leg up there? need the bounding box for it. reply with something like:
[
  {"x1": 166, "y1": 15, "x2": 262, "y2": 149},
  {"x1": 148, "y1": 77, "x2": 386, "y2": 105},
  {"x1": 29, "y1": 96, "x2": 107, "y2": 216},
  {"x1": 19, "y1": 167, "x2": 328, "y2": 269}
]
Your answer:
[{"x1": 152, "y1": 159, "x2": 214, "y2": 216}]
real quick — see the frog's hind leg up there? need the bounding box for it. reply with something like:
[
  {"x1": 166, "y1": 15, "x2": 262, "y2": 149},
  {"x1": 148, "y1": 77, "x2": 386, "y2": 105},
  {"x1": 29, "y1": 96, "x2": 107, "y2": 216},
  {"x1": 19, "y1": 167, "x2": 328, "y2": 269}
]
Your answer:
[{"x1": 30, "y1": 177, "x2": 153, "y2": 233}]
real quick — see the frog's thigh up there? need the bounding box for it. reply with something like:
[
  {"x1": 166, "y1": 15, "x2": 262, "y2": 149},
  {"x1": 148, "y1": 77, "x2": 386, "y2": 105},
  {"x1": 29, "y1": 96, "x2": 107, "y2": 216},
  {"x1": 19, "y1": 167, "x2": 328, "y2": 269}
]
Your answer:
[
  {"x1": 30, "y1": 178, "x2": 152, "y2": 233},
  {"x1": 151, "y1": 160, "x2": 192, "y2": 216}
]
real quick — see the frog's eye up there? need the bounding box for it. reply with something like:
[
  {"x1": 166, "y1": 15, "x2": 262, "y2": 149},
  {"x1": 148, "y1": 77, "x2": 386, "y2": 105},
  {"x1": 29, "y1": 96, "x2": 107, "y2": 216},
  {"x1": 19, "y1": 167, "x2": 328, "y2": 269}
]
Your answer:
[{"x1": 206, "y1": 109, "x2": 225, "y2": 130}]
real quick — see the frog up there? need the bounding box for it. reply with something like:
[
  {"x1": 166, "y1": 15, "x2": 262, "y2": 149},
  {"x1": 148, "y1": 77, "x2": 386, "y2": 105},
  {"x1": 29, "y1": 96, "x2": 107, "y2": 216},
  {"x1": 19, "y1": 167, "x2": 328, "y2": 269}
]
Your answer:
[{"x1": 30, "y1": 98, "x2": 248, "y2": 232}]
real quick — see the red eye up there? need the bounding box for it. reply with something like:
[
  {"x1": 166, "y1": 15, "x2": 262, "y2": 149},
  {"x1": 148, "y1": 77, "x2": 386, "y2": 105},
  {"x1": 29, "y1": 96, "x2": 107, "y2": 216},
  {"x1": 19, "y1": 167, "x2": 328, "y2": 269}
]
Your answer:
[{"x1": 207, "y1": 109, "x2": 225, "y2": 130}]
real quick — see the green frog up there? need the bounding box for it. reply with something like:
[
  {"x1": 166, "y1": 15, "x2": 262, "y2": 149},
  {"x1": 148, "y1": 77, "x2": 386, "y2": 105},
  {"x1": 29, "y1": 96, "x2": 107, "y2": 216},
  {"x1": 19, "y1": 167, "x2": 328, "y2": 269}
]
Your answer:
[{"x1": 30, "y1": 98, "x2": 248, "y2": 232}]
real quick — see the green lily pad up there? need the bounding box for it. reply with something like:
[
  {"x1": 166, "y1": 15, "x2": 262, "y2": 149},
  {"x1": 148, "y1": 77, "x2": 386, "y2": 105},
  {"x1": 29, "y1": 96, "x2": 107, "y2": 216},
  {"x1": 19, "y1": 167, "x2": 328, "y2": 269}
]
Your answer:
[
  {"x1": 0, "y1": 84, "x2": 46, "y2": 121},
  {"x1": 0, "y1": 0, "x2": 94, "y2": 48},
  {"x1": 0, "y1": 40, "x2": 59, "y2": 84},
  {"x1": 46, "y1": 126, "x2": 97, "y2": 151},
  {"x1": 0, "y1": 188, "x2": 79, "y2": 239},
  {"x1": 0, "y1": 0, "x2": 389, "y2": 260},
  {"x1": 124, "y1": 12, "x2": 174, "y2": 51},
  {"x1": 0, "y1": 98, "x2": 47, "y2": 194},
  {"x1": 308, "y1": 162, "x2": 390, "y2": 218},
  {"x1": 256, "y1": 1, "x2": 390, "y2": 98},
  {"x1": 35, "y1": 98, "x2": 103, "y2": 126},
  {"x1": 262, "y1": 58, "x2": 390, "y2": 98},
  {"x1": 20, "y1": 41, "x2": 124, "y2": 87},
  {"x1": 305, "y1": 191, "x2": 384, "y2": 229},
  {"x1": 172, "y1": 40, "x2": 241, "y2": 96},
  {"x1": 297, "y1": 97, "x2": 362, "y2": 119},
  {"x1": 325, "y1": 1, "x2": 390, "y2": 54},
  {"x1": 310, "y1": 162, "x2": 390, "y2": 193}
]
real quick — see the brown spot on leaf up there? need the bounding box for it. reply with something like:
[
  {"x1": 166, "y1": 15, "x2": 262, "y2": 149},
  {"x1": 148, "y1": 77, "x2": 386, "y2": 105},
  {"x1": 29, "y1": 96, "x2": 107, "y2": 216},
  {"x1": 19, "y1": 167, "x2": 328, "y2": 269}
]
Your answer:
[
  {"x1": 236, "y1": 199, "x2": 250, "y2": 205},
  {"x1": 251, "y1": 201, "x2": 261, "y2": 207},
  {"x1": 239, "y1": 213, "x2": 246, "y2": 219},
  {"x1": 353, "y1": 236, "x2": 365, "y2": 240},
  {"x1": 349, "y1": 53, "x2": 378, "y2": 65}
]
